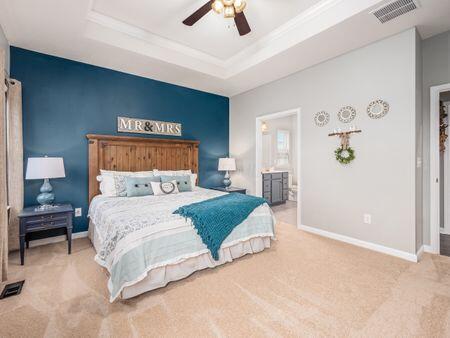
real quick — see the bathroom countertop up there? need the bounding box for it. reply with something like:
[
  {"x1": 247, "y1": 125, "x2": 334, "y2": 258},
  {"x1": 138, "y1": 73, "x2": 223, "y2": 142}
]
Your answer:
[{"x1": 261, "y1": 170, "x2": 289, "y2": 174}]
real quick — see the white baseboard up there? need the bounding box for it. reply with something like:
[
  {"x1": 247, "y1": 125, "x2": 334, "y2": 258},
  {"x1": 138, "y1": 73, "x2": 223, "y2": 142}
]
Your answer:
[
  {"x1": 423, "y1": 245, "x2": 435, "y2": 254},
  {"x1": 416, "y1": 245, "x2": 424, "y2": 261},
  {"x1": 29, "y1": 231, "x2": 88, "y2": 248},
  {"x1": 298, "y1": 224, "x2": 418, "y2": 262}
]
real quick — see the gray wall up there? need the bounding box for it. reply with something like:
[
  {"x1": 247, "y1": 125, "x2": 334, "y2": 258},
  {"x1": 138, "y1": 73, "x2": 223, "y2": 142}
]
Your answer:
[
  {"x1": 0, "y1": 24, "x2": 9, "y2": 74},
  {"x1": 422, "y1": 30, "x2": 450, "y2": 245},
  {"x1": 230, "y1": 29, "x2": 419, "y2": 254},
  {"x1": 415, "y1": 30, "x2": 423, "y2": 252}
]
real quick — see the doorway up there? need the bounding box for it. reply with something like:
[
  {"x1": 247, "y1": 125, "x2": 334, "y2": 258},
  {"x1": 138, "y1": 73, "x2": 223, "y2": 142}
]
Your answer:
[
  {"x1": 439, "y1": 91, "x2": 450, "y2": 255},
  {"x1": 255, "y1": 108, "x2": 301, "y2": 227},
  {"x1": 430, "y1": 84, "x2": 450, "y2": 254}
]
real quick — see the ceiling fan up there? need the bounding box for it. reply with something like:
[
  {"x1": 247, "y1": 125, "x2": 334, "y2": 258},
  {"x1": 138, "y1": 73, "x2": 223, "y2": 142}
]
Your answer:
[{"x1": 183, "y1": 0, "x2": 251, "y2": 36}]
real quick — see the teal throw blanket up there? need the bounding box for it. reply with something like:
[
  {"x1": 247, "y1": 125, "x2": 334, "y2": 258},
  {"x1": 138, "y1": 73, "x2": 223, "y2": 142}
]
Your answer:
[{"x1": 174, "y1": 193, "x2": 267, "y2": 261}]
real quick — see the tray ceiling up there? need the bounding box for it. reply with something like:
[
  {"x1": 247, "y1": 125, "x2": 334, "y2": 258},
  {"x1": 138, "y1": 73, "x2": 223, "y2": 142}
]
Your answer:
[
  {"x1": 1, "y1": 0, "x2": 450, "y2": 96},
  {"x1": 92, "y1": 0, "x2": 322, "y2": 59}
]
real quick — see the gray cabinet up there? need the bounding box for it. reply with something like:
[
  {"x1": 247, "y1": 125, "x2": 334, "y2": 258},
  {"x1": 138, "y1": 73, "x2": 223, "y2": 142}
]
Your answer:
[{"x1": 262, "y1": 172, "x2": 289, "y2": 205}]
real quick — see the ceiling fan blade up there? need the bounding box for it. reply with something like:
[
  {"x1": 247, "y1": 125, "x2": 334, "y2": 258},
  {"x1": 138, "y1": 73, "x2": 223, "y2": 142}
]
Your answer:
[
  {"x1": 234, "y1": 12, "x2": 251, "y2": 36},
  {"x1": 183, "y1": 1, "x2": 214, "y2": 26}
]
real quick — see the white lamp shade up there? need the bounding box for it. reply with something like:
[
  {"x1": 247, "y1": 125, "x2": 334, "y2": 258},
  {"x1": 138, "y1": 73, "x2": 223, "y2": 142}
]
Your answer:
[
  {"x1": 26, "y1": 157, "x2": 66, "y2": 180},
  {"x1": 218, "y1": 158, "x2": 236, "y2": 171}
]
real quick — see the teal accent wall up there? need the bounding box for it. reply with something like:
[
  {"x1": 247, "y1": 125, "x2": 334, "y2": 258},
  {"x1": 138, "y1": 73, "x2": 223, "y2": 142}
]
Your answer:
[{"x1": 11, "y1": 47, "x2": 229, "y2": 233}]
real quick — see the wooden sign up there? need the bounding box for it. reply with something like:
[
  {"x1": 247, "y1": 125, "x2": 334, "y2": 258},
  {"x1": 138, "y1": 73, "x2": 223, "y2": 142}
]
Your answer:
[{"x1": 117, "y1": 116, "x2": 182, "y2": 136}]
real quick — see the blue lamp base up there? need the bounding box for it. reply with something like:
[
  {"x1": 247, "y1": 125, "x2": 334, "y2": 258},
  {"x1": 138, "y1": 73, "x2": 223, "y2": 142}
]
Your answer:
[
  {"x1": 223, "y1": 171, "x2": 232, "y2": 189},
  {"x1": 36, "y1": 178, "x2": 55, "y2": 206}
]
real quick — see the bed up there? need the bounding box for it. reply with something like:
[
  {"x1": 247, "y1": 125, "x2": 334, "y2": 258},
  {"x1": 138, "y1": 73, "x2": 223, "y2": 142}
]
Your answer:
[{"x1": 86, "y1": 134, "x2": 275, "y2": 302}]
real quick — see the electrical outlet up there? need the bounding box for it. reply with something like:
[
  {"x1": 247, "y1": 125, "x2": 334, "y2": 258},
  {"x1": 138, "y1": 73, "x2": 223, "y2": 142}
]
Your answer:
[
  {"x1": 363, "y1": 214, "x2": 372, "y2": 224},
  {"x1": 75, "y1": 208, "x2": 82, "y2": 217}
]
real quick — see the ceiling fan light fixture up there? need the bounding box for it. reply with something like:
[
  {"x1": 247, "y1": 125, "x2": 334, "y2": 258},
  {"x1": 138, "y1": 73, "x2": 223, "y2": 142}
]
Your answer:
[
  {"x1": 223, "y1": 5, "x2": 235, "y2": 18},
  {"x1": 222, "y1": 0, "x2": 235, "y2": 6},
  {"x1": 211, "y1": 0, "x2": 224, "y2": 14},
  {"x1": 234, "y1": 0, "x2": 246, "y2": 13}
]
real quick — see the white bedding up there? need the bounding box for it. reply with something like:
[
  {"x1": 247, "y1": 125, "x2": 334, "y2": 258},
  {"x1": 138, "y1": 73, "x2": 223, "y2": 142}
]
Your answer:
[{"x1": 88, "y1": 187, "x2": 276, "y2": 301}]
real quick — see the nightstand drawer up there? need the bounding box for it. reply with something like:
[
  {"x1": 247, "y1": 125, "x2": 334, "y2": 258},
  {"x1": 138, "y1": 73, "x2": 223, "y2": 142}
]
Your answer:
[
  {"x1": 26, "y1": 217, "x2": 69, "y2": 231},
  {"x1": 25, "y1": 213, "x2": 68, "y2": 226}
]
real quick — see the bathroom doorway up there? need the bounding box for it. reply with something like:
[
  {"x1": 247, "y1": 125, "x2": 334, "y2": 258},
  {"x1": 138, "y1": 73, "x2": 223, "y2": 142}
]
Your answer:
[
  {"x1": 255, "y1": 108, "x2": 301, "y2": 227},
  {"x1": 430, "y1": 83, "x2": 450, "y2": 254}
]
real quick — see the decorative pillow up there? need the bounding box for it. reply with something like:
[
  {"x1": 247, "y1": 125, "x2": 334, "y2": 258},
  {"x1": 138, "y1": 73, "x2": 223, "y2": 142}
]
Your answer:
[
  {"x1": 98, "y1": 174, "x2": 117, "y2": 197},
  {"x1": 98, "y1": 170, "x2": 154, "y2": 197},
  {"x1": 160, "y1": 175, "x2": 192, "y2": 192},
  {"x1": 125, "y1": 176, "x2": 161, "y2": 197},
  {"x1": 150, "y1": 180, "x2": 179, "y2": 196},
  {"x1": 190, "y1": 173, "x2": 198, "y2": 187},
  {"x1": 153, "y1": 169, "x2": 197, "y2": 187}
]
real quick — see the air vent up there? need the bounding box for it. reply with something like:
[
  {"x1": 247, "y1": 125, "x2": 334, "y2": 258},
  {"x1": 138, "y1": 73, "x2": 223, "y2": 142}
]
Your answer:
[
  {"x1": 372, "y1": 0, "x2": 419, "y2": 24},
  {"x1": 0, "y1": 280, "x2": 25, "y2": 299}
]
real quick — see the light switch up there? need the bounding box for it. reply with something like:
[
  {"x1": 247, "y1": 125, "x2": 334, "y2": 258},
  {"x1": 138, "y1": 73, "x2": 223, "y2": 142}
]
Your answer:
[{"x1": 364, "y1": 214, "x2": 371, "y2": 224}]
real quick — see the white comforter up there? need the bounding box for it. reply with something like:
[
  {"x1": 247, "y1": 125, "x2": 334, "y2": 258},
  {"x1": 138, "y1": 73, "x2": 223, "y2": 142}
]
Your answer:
[{"x1": 88, "y1": 188, "x2": 276, "y2": 301}]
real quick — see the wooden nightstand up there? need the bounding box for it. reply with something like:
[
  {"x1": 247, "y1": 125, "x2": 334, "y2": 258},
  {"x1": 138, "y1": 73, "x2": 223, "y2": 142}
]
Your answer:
[
  {"x1": 18, "y1": 204, "x2": 74, "y2": 265},
  {"x1": 211, "y1": 187, "x2": 247, "y2": 194}
]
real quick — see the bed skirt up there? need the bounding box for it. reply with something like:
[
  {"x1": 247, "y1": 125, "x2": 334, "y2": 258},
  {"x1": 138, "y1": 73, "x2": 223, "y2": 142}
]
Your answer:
[{"x1": 88, "y1": 220, "x2": 272, "y2": 300}]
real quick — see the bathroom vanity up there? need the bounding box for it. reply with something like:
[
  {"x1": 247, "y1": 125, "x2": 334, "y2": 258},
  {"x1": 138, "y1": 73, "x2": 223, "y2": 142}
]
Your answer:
[{"x1": 262, "y1": 171, "x2": 289, "y2": 206}]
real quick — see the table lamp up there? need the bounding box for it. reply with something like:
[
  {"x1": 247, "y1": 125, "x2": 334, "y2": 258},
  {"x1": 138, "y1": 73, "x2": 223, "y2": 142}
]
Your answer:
[
  {"x1": 218, "y1": 158, "x2": 236, "y2": 189},
  {"x1": 26, "y1": 157, "x2": 65, "y2": 209}
]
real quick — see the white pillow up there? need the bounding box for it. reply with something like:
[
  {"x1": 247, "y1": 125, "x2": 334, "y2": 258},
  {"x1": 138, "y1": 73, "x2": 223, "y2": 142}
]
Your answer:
[
  {"x1": 153, "y1": 169, "x2": 192, "y2": 176},
  {"x1": 98, "y1": 170, "x2": 154, "y2": 197},
  {"x1": 150, "y1": 180, "x2": 179, "y2": 196},
  {"x1": 190, "y1": 173, "x2": 198, "y2": 187},
  {"x1": 153, "y1": 169, "x2": 197, "y2": 187},
  {"x1": 100, "y1": 169, "x2": 153, "y2": 176}
]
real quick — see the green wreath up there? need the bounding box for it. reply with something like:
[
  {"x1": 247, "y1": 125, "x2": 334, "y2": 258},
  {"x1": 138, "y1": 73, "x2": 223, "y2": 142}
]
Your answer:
[{"x1": 335, "y1": 146, "x2": 355, "y2": 164}]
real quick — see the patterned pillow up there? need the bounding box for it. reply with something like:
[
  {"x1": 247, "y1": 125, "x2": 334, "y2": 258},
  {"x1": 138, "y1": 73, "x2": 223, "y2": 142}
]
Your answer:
[
  {"x1": 125, "y1": 176, "x2": 161, "y2": 197},
  {"x1": 160, "y1": 175, "x2": 193, "y2": 192},
  {"x1": 98, "y1": 170, "x2": 154, "y2": 197},
  {"x1": 150, "y1": 180, "x2": 180, "y2": 196}
]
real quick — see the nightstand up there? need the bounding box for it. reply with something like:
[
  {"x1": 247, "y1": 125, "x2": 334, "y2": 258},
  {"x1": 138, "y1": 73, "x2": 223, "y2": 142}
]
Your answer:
[
  {"x1": 18, "y1": 204, "x2": 74, "y2": 265},
  {"x1": 211, "y1": 187, "x2": 247, "y2": 194}
]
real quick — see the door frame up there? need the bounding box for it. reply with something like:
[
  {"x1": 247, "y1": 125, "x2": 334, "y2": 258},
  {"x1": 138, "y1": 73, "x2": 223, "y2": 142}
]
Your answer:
[
  {"x1": 430, "y1": 84, "x2": 450, "y2": 254},
  {"x1": 443, "y1": 101, "x2": 450, "y2": 235},
  {"x1": 255, "y1": 108, "x2": 301, "y2": 227}
]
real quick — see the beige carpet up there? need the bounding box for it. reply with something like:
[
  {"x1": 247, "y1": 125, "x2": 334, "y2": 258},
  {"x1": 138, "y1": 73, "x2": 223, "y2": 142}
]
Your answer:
[{"x1": 2, "y1": 222, "x2": 450, "y2": 337}]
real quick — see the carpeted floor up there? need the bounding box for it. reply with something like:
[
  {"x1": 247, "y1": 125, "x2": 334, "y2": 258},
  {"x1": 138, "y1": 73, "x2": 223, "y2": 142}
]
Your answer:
[{"x1": 2, "y1": 222, "x2": 450, "y2": 337}]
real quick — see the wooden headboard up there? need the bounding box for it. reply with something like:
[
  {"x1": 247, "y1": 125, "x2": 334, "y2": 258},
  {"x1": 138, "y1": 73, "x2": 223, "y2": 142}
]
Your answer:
[{"x1": 86, "y1": 134, "x2": 199, "y2": 202}]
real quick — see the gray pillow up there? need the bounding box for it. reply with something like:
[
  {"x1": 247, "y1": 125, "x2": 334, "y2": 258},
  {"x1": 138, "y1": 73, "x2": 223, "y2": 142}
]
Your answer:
[
  {"x1": 125, "y1": 176, "x2": 161, "y2": 197},
  {"x1": 160, "y1": 175, "x2": 192, "y2": 192}
]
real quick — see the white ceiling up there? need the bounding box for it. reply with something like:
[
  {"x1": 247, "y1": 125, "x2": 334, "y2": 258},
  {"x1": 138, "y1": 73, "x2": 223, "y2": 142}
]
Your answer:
[
  {"x1": 1, "y1": 0, "x2": 450, "y2": 97},
  {"x1": 92, "y1": 0, "x2": 323, "y2": 60}
]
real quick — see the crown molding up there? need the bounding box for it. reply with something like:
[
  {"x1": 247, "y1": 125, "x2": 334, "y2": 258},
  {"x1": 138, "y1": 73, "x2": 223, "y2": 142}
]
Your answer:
[
  {"x1": 85, "y1": 0, "x2": 382, "y2": 79},
  {"x1": 86, "y1": 10, "x2": 226, "y2": 66}
]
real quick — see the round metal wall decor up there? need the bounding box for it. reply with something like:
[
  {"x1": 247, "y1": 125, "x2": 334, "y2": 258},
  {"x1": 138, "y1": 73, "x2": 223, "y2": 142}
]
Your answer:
[
  {"x1": 367, "y1": 100, "x2": 389, "y2": 119},
  {"x1": 337, "y1": 106, "x2": 356, "y2": 123},
  {"x1": 314, "y1": 111, "x2": 330, "y2": 127}
]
